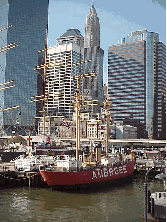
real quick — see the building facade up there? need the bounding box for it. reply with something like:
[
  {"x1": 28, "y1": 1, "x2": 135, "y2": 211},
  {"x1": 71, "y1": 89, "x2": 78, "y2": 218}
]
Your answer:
[
  {"x1": 108, "y1": 30, "x2": 166, "y2": 139},
  {"x1": 0, "y1": 0, "x2": 8, "y2": 136},
  {"x1": 153, "y1": 42, "x2": 166, "y2": 139},
  {"x1": 83, "y1": 2, "x2": 104, "y2": 112},
  {"x1": 1, "y1": 0, "x2": 49, "y2": 135},
  {"x1": 45, "y1": 29, "x2": 84, "y2": 120}
]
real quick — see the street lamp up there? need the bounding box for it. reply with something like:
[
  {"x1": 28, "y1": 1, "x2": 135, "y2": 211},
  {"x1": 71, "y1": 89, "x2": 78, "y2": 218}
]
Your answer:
[{"x1": 144, "y1": 167, "x2": 154, "y2": 222}]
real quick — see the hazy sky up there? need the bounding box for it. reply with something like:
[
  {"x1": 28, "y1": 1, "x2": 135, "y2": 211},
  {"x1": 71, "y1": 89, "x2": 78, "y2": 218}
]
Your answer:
[{"x1": 48, "y1": 0, "x2": 166, "y2": 83}]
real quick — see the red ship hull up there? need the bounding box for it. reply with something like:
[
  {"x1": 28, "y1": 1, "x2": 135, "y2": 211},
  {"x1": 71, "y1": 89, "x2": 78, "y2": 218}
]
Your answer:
[{"x1": 40, "y1": 159, "x2": 135, "y2": 189}]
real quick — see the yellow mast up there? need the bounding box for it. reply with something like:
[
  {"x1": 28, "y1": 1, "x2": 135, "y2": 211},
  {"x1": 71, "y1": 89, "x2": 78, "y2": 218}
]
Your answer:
[
  {"x1": 73, "y1": 41, "x2": 95, "y2": 161},
  {"x1": 76, "y1": 84, "x2": 80, "y2": 160},
  {"x1": 104, "y1": 88, "x2": 111, "y2": 161},
  {"x1": 75, "y1": 42, "x2": 82, "y2": 160},
  {"x1": 104, "y1": 98, "x2": 109, "y2": 158},
  {"x1": 43, "y1": 29, "x2": 47, "y2": 135},
  {"x1": 106, "y1": 98, "x2": 109, "y2": 158}
]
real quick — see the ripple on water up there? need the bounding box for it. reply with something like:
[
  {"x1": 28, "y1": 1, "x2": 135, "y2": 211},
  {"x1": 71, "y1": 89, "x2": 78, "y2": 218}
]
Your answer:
[{"x1": 0, "y1": 179, "x2": 165, "y2": 222}]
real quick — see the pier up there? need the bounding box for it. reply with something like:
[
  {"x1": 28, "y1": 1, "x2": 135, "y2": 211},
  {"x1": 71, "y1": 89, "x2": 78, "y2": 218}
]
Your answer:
[
  {"x1": 0, "y1": 162, "x2": 48, "y2": 188},
  {"x1": 134, "y1": 159, "x2": 166, "y2": 175}
]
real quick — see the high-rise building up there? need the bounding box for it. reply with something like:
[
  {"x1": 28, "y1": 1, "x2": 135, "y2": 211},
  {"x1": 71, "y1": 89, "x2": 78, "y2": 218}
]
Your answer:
[
  {"x1": 108, "y1": 30, "x2": 166, "y2": 139},
  {"x1": 83, "y1": 2, "x2": 104, "y2": 111},
  {"x1": 153, "y1": 42, "x2": 166, "y2": 139},
  {"x1": 1, "y1": 0, "x2": 49, "y2": 135},
  {"x1": 84, "y1": 1, "x2": 100, "y2": 49},
  {"x1": 45, "y1": 29, "x2": 84, "y2": 120},
  {"x1": 0, "y1": 0, "x2": 8, "y2": 135}
]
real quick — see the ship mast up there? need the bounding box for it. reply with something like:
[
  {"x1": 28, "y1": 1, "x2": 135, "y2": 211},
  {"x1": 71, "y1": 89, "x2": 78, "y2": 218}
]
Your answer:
[
  {"x1": 106, "y1": 97, "x2": 109, "y2": 158},
  {"x1": 74, "y1": 41, "x2": 95, "y2": 160},
  {"x1": 32, "y1": 29, "x2": 48, "y2": 136},
  {"x1": 104, "y1": 87, "x2": 111, "y2": 160},
  {"x1": 32, "y1": 29, "x2": 68, "y2": 136},
  {"x1": 75, "y1": 42, "x2": 82, "y2": 160},
  {"x1": 43, "y1": 29, "x2": 47, "y2": 135},
  {"x1": 76, "y1": 79, "x2": 80, "y2": 160},
  {"x1": 0, "y1": 25, "x2": 20, "y2": 134}
]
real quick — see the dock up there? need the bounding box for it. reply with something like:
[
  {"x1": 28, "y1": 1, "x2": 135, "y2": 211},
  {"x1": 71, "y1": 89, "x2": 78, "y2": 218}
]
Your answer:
[
  {"x1": 0, "y1": 162, "x2": 48, "y2": 188},
  {"x1": 133, "y1": 158, "x2": 166, "y2": 177},
  {"x1": 0, "y1": 155, "x2": 165, "y2": 188}
]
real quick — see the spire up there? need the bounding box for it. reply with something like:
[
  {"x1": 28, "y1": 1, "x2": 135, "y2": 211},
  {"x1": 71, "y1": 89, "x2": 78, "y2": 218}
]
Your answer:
[
  {"x1": 90, "y1": 0, "x2": 96, "y2": 15},
  {"x1": 85, "y1": 0, "x2": 100, "y2": 48}
]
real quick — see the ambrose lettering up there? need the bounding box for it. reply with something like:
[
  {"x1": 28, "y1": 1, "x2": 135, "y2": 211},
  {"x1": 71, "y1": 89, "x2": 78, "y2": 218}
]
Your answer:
[
  {"x1": 97, "y1": 169, "x2": 103, "y2": 178},
  {"x1": 119, "y1": 166, "x2": 123, "y2": 174},
  {"x1": 103, "y1": 169, "x2": 108, "y2": 177},
  {"x1": 92, "y1": 171, "x2": 97, "y2": 179},
  {"x1": 92, "y1": 164, "x2": 128, "y2": 180},
  {"x1": 109, "y1": 168, "x2": 114, "y2": 176},
  {"x1": 114, "y1": 167, "x2": 119, "y2": 175},
  {"x1": 123, "y1": 165, "x2": 127, "y2": 173}
]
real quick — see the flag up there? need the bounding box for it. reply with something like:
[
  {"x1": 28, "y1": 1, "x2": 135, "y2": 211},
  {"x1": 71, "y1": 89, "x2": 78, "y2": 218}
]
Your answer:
[
  {"x1": 61, "y1": 119, "x2": 70, "y2": 129},
  {"x1": 71, "y1": 97, "x2": 78, "y2": 104},
  {"x1": 46, "y1": 136, "x2": 50, "y2": 141},
  {"x1": 41, "y1": 141, "x2": 46, "y2": 148},
  {"x1": 46, "y1": 136, "x2": 50, "y2": 144}
]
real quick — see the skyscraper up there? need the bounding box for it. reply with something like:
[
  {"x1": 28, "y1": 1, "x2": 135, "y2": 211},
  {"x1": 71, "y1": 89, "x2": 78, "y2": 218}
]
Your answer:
[
  {"x1": 45, "y1": 29, "x2": 84, "y2": 120},
  {"x1": 108, "y1": 30, "x2": 166, "y2": 139},
  {"x1": 1, "y1": 0, "x2": 49, "y2": 135},
  {"x1": 153, "y1": 42, "x2": 166, "y2": 139},
  {"x1": 83, "y1": 2, "x2": 104, "y2": 111}
]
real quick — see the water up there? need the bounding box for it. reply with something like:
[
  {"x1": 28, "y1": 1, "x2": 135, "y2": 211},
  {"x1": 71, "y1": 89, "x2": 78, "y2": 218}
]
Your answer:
[{"x1": 0, "y1": 178, "x2": 164, "y2": 222}]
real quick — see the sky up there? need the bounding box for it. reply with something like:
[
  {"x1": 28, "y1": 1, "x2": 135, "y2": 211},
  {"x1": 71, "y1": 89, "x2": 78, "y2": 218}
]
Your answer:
[{"x1": 48, "y1": 0, "x2": 166, "y2": 84}]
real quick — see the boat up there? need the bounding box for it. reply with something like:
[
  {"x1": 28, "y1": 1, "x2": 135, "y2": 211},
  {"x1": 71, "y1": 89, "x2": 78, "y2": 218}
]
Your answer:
[
  {"x1": 39, "y1": 32, "x2": 135, "y2": 190},
  {"x1": 141, "y1": 173, "x2": 166, "y2": 221},
  {"x1": 39, "y1": 87, "x2": 135, "y2": 190},
  {"x1": 40, "y1": 157, "x2": 135, "y2": 189},
  {"x1": 10, "y1": 154, "x2": 41, "y2": 172},
  {"x1": 151, "y1": 172, "x2": 166, "y2": 221},
  {"x1": 151, "y1": 190, "x2": 166, "y2": 221}
]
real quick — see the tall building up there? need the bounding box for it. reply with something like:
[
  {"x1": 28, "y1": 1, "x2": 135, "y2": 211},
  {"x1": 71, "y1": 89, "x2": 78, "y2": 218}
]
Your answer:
[
  {"x1": 1, "y1": 0, "x2": 49, "y2": 135},
  {"x1": 83, "y1": 2, "x2": 104, "y2": 112},
  {"x1": 0, "y1": 0, "x2": 8, "y2": 135},
  {"x1": 153, "y1": 42, "x2": 166, "y2": 139},
  {"x1": 45, "y1": 29, "x2": 84, "y2": 120},
  {"x1": 108, "y1": 30, "x2": 166, "y2": 139}
]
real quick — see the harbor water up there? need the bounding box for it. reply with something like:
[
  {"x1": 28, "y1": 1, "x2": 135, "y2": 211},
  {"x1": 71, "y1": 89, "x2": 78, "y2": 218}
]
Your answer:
[{"x1": 0, "y1": 178, "x2": 164, "y2": 222}]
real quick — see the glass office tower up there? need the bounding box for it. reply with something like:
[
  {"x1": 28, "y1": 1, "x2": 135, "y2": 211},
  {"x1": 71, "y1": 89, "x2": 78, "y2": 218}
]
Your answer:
[
  {"x1": 108, "y1": 30, "x2": 166, "y2": 139},
  {"x1": 154, "y1": 42, "x2": 166, "y2": 139},
  {"x1": 2, "y1": 0, "x2": 49, "y2": 135},
  {"x1": 0, "y1": 0, "x2": 8, "y2": 135},
  {"x1": 108, "y1": 40, "x2": 147, "y2": 137}
]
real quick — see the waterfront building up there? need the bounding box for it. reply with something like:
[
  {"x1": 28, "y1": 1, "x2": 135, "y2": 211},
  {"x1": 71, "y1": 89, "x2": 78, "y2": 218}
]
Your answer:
[
  {"x1": 83, "y1": 2, "x2": 104, "y2": 113},
  {"x1": 1, "y1": 0, "x2": 49, "y2": 135},
  {"x1": 108, "y1": 30, "x2": 166, "y2": 139},
  {"x1": 99, "y1": 123, "x2": 137, "y2": 141},
  {"x1": 38, "y1": 119, "x2": 51, "y2": 136},
  {"x1": 123, "y1": 118, "x2": 146, "y2": 139},
  {"x1": 45, "y1": 29, "x2": 84, "y2": 120},
  {"x1": 86, "y1": 119, "x2": 99, "y2": 139}
]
